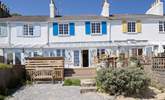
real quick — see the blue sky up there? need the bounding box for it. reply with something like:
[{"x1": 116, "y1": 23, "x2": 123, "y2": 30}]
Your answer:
[{"x1": 0, "y1": 0, "x2": 163, "y2": 16}]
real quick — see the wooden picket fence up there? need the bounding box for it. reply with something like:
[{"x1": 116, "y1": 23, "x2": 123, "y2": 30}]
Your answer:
[{"x1": 25, "y1": 57, "x2": 64, "y2": 82}]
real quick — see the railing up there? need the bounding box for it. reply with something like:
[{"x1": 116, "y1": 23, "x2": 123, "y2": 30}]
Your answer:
[{"x1": 25, "y1": 57, "x2": 64, "y2": 82}]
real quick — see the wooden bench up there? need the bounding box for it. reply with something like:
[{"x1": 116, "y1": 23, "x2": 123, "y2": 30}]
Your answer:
[{"x1": 25, "y1": 57, "x2": 64, "y2": 82}]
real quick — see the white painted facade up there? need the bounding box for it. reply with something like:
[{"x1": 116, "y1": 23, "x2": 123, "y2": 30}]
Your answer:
[
  {"x1": 111, "y1": 19, "x2": 165, "y2": 43},
  {"x1": 10, "y1": 22, "x2": 48, "y2": 45},
  {"x1": 0, "y1": 0, "x2": 165, "y2": 68},
  {"x1": 49, "y1": 21, "x2": 110, "y2": 43}
]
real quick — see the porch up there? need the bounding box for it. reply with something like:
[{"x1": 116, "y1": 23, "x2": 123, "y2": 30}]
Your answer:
[{"x1": 2, "y1": 46, "x2": 154, "y2": 68}]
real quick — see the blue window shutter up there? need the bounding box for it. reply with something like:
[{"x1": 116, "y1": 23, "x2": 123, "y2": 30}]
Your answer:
[
  {"x1": 70, "y1": 23, "x2": 75, "y2": 36},
  {"x1": 85, "y1": 22, "x2": 90, "y2": 35},
  {"x1": 53, "y1": 23, "x2": 58, "y2": 36},
  {"x1": 102, "y1": 21, "x2": 107, "y2": 35}
]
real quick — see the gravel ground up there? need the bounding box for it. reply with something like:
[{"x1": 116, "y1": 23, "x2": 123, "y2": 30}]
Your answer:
[{"x1": 6, "y1": 84, "x2": 114, "y2": 100}]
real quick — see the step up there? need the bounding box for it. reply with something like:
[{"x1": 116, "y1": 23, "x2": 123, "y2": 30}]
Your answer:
[
  {"x1": 80, "y1": 86, "x2": 97, "y2": 94},
  {"x1": 81, "y1": 79, "x2": 96, "y2": 87}
]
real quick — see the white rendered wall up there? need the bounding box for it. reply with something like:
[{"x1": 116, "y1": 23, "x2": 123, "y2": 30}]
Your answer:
[
  {"x1": 110, "y1": 20, "x2": 165, "y2": 45},
  {"x1": 49, "y1": 21, "x2": 110, "y2": 43},
  {"x1": 10, "y1": 23, "x2": 48, "y2": 45}
]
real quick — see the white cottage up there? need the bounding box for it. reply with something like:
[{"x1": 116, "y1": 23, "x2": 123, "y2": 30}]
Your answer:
[{"x1": 0, "y1": 0, "x2": 165, "y2": 68}]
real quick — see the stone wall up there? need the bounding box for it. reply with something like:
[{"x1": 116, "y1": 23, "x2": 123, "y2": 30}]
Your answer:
[{"x1": 0, "y1": 66, "x2": 25, "y2": 94}]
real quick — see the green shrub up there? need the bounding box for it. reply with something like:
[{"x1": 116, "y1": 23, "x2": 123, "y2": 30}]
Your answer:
[
  {"x1": 63, "y1": 79, "x2": 80, "y2": 86},
  {"x1": 96, "y1": 67, "x2": 150, "y2": 95},
  {"x1": 0, "y1": 63, "x2": 11, "y2": 69},
  {"x1": 0, "y1": 95, "x2": 5, "y2": 100}
]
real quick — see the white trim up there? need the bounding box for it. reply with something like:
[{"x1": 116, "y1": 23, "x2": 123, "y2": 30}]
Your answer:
[{"x1": 90, "y1": 22, "x2": 102, "y2": 35}]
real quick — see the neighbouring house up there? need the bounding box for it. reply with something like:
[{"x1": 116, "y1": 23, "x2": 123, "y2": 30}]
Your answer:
[{"x1": 0, "y1": 0, "x2": 165, "y2": 68}]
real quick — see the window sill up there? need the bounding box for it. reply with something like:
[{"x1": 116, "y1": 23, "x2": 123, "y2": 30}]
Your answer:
[
  {"x1": 17, "y1": 36, "x2": 40, "y2": 38},
  {"x1": 91, "y1": 33, "x2": 102, "y2": 36},
  {"x1": 124, "y1": 32, "x2": 140, "y2": 34},
  {"x1": 159, "y1": 32, "x2": 165, "y2": 34},
  {"x1": 58, "y1": 35, "x2": 70, "y2": 37}
]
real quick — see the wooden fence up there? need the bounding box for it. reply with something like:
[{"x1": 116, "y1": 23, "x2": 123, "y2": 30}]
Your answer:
[
  {"x1": 25, "y1": 57, "x2": 64, "y2": 82},
  {"x1": 151, "y1": 57, "x2": 165, "y2": 87},
  {"x1": 152, "y1": 57, "x2": 165, "y2": 71}
]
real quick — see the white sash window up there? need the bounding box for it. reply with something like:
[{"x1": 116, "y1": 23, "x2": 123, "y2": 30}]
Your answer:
[
  {"x1": 91, "y1": 22, "x2": 101, "y2": 34},
  {"x1": 17, "y1": 24, "x2": 40, "y2": 37},
  {"x1": 0, "y1": 23, "x2": 7, "y2": 37},
  {"x1": 159, "y1": 21, "x2": 165, "y2": 32},
  {"x1": 128, "y1": 22, "x2": 136, "y2": 33}
]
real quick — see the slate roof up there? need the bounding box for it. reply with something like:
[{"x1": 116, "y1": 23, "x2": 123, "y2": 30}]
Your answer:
[{"x1": 0, "y1": 14, "x2": 165, "y2": 22}]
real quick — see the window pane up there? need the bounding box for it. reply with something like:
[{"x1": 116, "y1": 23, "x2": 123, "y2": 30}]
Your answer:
[
  {"x1": 57, "y1": 49, "x2": 61, "y2": 56},
  {"x1": 138, "y1": 49, "x2": 143, "y2": 56},
  {"x1": 59, "y1": 24, "x2": 63, "y2": 35},
  {"x1": 29, "y1": 25, "x2": 34, "y2": 36},
  {"x1": 64, "y1": 24, "x2": 68, "y2": 35},
  {"x1": 33, "y1": 52, "x2": 38, "y2": 57},
  {"x1": 101, "y1": 49, "x2": 105, "y2": 55},
  {"x1": 62, "y1": 49, "x2": 65, "y2": 57},
  {"x1": 128, "y1": 22, "x2": 136, "y2": 32},
  {"x1": 7, "y1": 53, "x2": 13, "y2": 64},
  {"x1": 50, "y1": 51, "x2": 55, "y2": 57},
  {"x1": 23, "y1": 25, "x2": 28, "y2": 35},
  {"x1": 132, "y1": 48, "x2": 137, "y2": 57},
  {"x1": 91, "y1": 23, "x2": 100, "y2": 34},
  {"x1": 0, "y1": 23, "x2": 7, "y2": 36},
  {"x1": 159, "y1": 21, "x2": 165, "y2": 32},
  {"x1": 15, "y1": 52, "x2": 21, "y2": 65},
  {"x1": 59, "y1": 24, "x2": 69, "y2": 35},
  {"x1": 74, "y1": 50, "x2": 79, "y2": 66}
]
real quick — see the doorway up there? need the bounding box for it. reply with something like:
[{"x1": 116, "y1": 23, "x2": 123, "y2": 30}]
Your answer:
[{"x1": 82, "y1": 50, "x2": 89, "y2": 67}]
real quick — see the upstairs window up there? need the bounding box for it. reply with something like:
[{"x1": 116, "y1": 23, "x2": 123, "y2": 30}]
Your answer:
[
  {"x1": 59, "y1": 24, "x2": 69, "y2": 36},
  {"x1": 0, "y1": 23, "x2": 7, "y2": 36},
  {"x1": 159, "y1": 21, "x2": 165, "y2": 32},
  {"x1": 23, "y1": 24, "x2": 34, "y2": 36},
  {"x1": 127, "y1": 22, "x2": 136, "y2": 33},
  {"x1": 91, "y1": 23, "x2": 101, "y2": 34}
]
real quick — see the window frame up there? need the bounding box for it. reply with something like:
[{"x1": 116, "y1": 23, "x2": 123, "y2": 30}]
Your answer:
[
  {"x1": 23, "y1": 24, "x2": 34, "y2": 37},
  {"x1": 58, "y1": 23, "x2": 70, "y2": 36},
  {"x1": 56, "y1": 49, "x2": 65, "y2": 57},
  {"x1": 97, "y1": 49, "x2": 106, "y2": 59},
  {"x1": 131, "y1": 48, "x2": 143, "y2": 57},
  {"x1": 91, "y1": 22, "x2": 102, "y2": 35},
  {"x1": 74, "y1": 50, "x2": 80, "y2": 66},
  {"x1": 127, "y1": 21, "x2": 136, "y2": 33},
  {"x1": 159, "y1": 21, "x2": 165, "y2": 33},
  {"x1": 0, "y1": 23, "x2": 7, "y2": 37}
]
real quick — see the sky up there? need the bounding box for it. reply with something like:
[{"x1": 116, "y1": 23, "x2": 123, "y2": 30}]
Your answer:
[{"x1": 0, "y1": 0, "x2": 164, "y2": 16}]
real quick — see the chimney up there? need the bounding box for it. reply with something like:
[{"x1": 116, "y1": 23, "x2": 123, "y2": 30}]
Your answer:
[
  {"x1": 101, "y1": 0, "x2": 110, "y2": 17},
  {"x1": 49, "y1": 0, "x2": 56, "y2": 18},
  {"x1": 146, "y1": 0, "x2": 164, "y2": 16}
]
